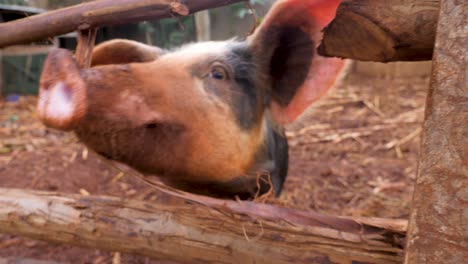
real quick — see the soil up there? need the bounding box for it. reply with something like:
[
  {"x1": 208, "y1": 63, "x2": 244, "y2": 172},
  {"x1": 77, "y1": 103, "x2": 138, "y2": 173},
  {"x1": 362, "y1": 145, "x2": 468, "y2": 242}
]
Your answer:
[{"x1": 0, "y1": 73, "x2": 429, "y2": 263}]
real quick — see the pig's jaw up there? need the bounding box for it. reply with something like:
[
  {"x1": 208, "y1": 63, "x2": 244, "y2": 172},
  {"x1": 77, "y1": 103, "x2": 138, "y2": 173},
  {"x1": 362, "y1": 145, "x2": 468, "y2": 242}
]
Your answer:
[{"x1": 249, "y1": 116, "x2": 289, "y2": 196}]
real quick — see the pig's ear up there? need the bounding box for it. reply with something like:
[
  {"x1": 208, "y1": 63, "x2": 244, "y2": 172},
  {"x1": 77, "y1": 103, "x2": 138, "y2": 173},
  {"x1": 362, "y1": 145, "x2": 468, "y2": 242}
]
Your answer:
[
  {"x1": 91, "y1": 39, "x2": 164, "y2": 66},
  {"x1": 248, "y1": 0, "x2": 345, "y2": 125},
  {"x1": 37, "y1": 48, "x2": 87, "y2": 130}
]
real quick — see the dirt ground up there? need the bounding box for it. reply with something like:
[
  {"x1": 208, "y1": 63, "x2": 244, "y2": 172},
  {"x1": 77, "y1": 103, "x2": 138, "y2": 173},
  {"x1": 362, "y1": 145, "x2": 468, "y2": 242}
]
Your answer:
[{"x1": 0, "y1": 71, "x2": 429, "y2": 263}]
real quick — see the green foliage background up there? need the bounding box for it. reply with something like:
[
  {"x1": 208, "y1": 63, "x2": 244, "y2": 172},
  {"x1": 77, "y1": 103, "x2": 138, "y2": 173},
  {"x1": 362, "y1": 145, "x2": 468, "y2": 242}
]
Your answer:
[{"x1": 0, "y1": 0, "x2": 29, "y2": 5}]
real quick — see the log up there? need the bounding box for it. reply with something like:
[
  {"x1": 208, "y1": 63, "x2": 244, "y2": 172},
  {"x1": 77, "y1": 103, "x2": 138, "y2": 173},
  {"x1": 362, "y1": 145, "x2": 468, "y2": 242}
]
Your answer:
[
  {"x1": 404, "y1": 1, "x2": 468, "y2": 263},
  {"x1": 0, "y1": 0, "x2": 245, "y2": 48},
  {"x1": 318, "y1": 0, "x2": 440, "y2": 62},
  {"x1": 0, "y1": 188, "x2": 407, "y2": 264}
]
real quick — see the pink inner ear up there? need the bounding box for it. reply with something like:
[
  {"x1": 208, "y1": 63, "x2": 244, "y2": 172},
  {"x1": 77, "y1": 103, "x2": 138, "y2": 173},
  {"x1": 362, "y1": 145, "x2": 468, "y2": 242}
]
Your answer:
[
  {"x1": 272, "y1": 57, "x2": 345, "y2": 125},
  {"x1": 265, "y1": 0, "x2": 344, "y2": 125},
  {"x1": 282, "y1": 0, "x2": 342, "y2": 26}
]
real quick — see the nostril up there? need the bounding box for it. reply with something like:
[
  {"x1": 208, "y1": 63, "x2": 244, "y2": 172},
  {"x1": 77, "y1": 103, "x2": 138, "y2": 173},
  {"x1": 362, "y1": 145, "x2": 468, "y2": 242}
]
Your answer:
[{"x1": 146, "y1": 123, "x2": 158, "y2": 129}]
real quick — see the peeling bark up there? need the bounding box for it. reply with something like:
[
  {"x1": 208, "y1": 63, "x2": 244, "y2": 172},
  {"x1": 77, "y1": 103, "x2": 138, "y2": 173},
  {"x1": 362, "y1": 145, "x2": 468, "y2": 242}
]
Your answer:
[{"x1": 0, "y1": 188, "x2": 406, "y2": 264}]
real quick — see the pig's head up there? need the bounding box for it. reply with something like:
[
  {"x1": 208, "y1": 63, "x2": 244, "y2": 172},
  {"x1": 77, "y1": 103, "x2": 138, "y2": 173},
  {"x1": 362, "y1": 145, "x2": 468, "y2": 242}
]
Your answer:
[{"x1": 37, "y1": 0, "x2": 344, "y2": 198}]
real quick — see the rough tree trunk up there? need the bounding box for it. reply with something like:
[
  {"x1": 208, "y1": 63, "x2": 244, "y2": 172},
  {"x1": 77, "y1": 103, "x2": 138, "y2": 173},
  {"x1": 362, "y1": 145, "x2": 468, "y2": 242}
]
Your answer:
[
  {"x1": 318, "y1": 0, "x2": 440, "y2": 62},
  {"x1": 0, "y1": 0, "x2": 245, "y2": 48},
  {"x1": 0, "y1": 188, "x2": 407, "y2": 264},
  {"x1": 404, "y1": 0, "x2": 468, "y2": 263}
]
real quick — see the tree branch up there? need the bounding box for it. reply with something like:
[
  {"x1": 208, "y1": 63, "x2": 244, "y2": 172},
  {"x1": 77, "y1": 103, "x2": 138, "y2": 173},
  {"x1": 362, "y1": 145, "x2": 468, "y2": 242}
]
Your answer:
[{"x1": 0, "y1": 0, "x2": 246, "y2": 48}]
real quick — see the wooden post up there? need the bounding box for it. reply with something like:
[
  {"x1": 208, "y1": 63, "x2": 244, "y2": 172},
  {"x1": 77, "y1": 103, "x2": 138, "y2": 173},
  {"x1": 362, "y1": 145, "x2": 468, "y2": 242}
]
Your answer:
[
  {"x1": 195, "y1": 11, "x2": 211, "y2": 41},
  {"x1": 404, "y1": 0, "x2": 468, "y2": 263}
]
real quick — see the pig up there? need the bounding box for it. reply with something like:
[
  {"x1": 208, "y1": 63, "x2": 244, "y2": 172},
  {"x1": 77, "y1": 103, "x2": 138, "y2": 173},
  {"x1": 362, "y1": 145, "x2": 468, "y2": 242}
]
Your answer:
[{"x1": 37, "y1": 0, "x2": 344, "y2": 199}]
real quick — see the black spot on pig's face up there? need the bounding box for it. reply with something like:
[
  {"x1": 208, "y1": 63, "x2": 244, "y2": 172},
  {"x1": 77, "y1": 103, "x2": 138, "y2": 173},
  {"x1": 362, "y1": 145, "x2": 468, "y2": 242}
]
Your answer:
[{"x1": 190, "y1": 42, "x2": 262, "y2": 130}]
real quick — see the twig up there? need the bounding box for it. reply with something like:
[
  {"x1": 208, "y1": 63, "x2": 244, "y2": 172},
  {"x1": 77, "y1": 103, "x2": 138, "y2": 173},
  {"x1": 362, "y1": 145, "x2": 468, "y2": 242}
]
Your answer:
[
  {"x1": 112, "y1": 252, "x2": 121, "y2": 264},
  {"x1": 241, "y1": 220, "x2": 265, "y2": 242},
  {"x1": 111, "y1": 172, "x2": 125, "y2": 183},
  {"x1": 383, "y1": 108, "x2": 424, "y2": 124},
  {"x1": 79, "y1": 188, "x2": 90, "y2": 196},
  {"x1": 285, "y1": 124, "x2": 332, "y2": 138},
  {"x1": 254, "y1": 172, "x2": 274, "y2": 202},
  {"x1": 395, "y1": 145, "x2": 403, "y2": 158},
  {"x1": 385, "y1": 127, "x2": 423, "y2": 149},
  {"x1": 363, "y1": 99, "x2": 385, "y2": 118},
  {"x1": 75, "y1": 28, "x2": 98, "y2": 68},
  {"x1": 289, "y1": 123, "x2": 404, "y2": 145}
]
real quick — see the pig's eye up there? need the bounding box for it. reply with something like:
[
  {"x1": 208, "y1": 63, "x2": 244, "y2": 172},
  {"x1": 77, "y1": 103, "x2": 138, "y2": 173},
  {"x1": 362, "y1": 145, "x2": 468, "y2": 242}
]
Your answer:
[{"x1": 210, "y1": 65, "x2": 228, "y2": 80}]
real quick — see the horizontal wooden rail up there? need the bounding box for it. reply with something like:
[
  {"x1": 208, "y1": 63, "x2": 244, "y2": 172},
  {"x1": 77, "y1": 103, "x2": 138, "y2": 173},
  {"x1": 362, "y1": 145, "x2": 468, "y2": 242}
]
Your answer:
[
  {"x1": 0, "y1": 0, "x2": 245, "y2": 48},
  {"x1": 0, "y1": 188, "x2": 407, "y2": 263}
]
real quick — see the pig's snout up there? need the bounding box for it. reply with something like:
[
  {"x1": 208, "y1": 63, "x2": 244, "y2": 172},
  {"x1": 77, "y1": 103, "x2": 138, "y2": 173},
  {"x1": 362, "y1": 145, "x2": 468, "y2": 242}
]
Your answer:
[
  {"x1": 37, "y1": 49, "x2": 87, "y2": 131},
  {"x1": 38, "y1": 81, "x2": 76, "y2": 126}
]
